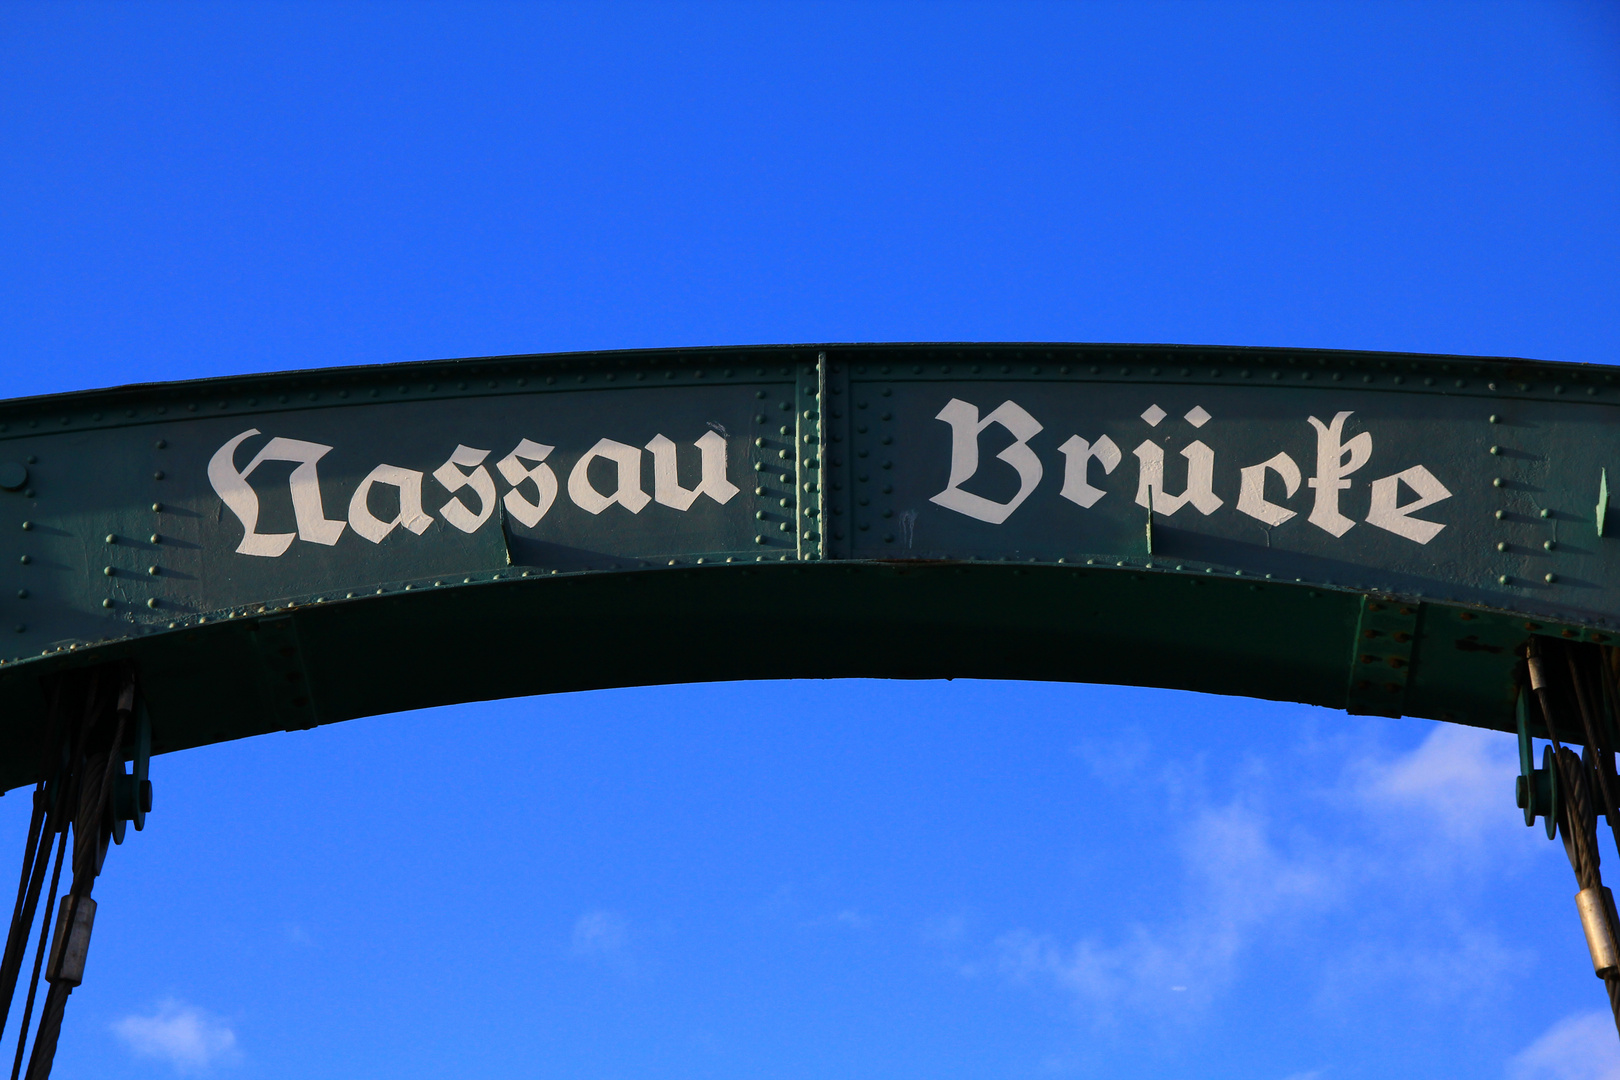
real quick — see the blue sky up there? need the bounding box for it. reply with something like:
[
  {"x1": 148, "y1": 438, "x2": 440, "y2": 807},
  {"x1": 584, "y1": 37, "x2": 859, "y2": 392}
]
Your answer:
[{"x1": 2, "y1": 2, "x2": 1619, "y2": 1078}]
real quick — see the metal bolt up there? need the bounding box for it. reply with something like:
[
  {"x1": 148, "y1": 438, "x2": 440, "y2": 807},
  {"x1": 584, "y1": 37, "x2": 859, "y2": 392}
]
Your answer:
[
  {"x1": 101, "y1": 599, "x2": 113, "y2": 609},
  {"x1": 151, "y1": 503, "x2": 162, "y2": 513},
  {"x1": 105, "y1": 534, "x2": 116, "y2": 544},
  {"x1": 1500, "y1": 575, "x2": 1512, "y2": 585},
  {"x1": 150, "y1": 534, "x2": 160, "y2": 544},
  {"x1": 103, "y1": 566, "x2": 114, "y2": 576},
  {"x1": 1492, "y1": 478, "x2": 1504, "y2": 488},
  {"x1": 1494, "y1": 510, "x2": 1505, "y2": 520},
  {"x1": 1546, "y1": 573, "x2": 1558, "y2": 584},
  {"x1": 20, "y1": 521, "x2": 30, "y2": 531},
  {"x1": 1497, "y1": 542, "x2": 1508, "y2": 552},
  {"x1": 1544, "y1": 541, "x2": 1555, "y2": 551},
  {"x1": 148, "y1": 566, "x2": 159, "y2": 575},
  {"x1": 1489, "y1": 414, "x2": 1500, "y2": 423},
  {"x1": 1489, "y1": 446, "x2": 1501, "y2": 455},
  {"x1": 1541, "y1": 508, "x2": 1553, "y2": 518},
  {"x1": 147, "y1": 598, "x2": 158, "y2": 609}
]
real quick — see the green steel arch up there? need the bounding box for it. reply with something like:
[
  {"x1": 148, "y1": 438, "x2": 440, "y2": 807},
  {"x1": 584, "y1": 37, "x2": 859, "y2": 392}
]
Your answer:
[{"x1": 0, "y1": 342, "x2": 1615, "y2": 790}]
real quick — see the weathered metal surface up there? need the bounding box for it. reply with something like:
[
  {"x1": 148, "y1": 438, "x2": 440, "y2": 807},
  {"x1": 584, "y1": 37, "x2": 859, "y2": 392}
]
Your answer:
[{"x1": 0, "y1": 342, "x2": 1614, "y2": 790}]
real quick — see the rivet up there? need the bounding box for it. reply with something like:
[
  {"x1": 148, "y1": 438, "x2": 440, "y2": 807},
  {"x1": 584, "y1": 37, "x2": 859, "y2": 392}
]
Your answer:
[
  {"x1": 1546, "y1": 573, "x2": 1558, "y2": 583},
  {"x1": 102, "y1": 599, "x2": 114, "y2": 609},
  {"x1": 153, "y1": 470, "x2": 164, "y2": 480},
  {"x1": 16, "y1": 556, "x2": 26, "y2": 565},
  {"x1": 103, "y1": 565, "x2": 114, "y2": 576},
  {"x1": 146, "y1": 598, "x2": 158, "y2": 609},
  {"x1": 1540, "y1": 508, "x2": 1552, "y2": 518},
  {"x1": 1492, "y1": 478, "x2": 1504, "y2": 487},
  {"x1": 150, "y1": 534, "x2": 160, "y2": 544},
  {"x1": 105, "y1": 534, "x2": 116, "y2": 544},
  {"x1": 1494, "y1": 510, "x2": 1505, "y2": 520},
  {"x1": 15, "y1": 590, "x2": 25, "y2": 599},
  {"x1": 1489, "y1": 414, "x2": 1500, "y2": 424},
  {"x1": 1489, "y1": 446, "x2": 1501, "y2": 455},
  {"x1": 1545, "y1": 540, "x2": 1555, "y2": 551},
  {"x1": 19, "y1": 522, "x2": 30, "y2": 531},
  {"x1": 1496, "y1": 542, "x2": 1508, "y2": 552},
  {"x1": 1500, "y1": 575, "x2": 1512, "y2": 585}
]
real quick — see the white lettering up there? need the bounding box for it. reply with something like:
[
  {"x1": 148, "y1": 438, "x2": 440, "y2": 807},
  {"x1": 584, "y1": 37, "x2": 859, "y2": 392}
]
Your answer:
[
  {"x1": 929, "y1": 398, "x2": 1044, "y2": 524},
  {"x1": 646, "y1": 431, "x2": 740, "y2": 510},
  {"x1": 208, "y1": 429, "x2": 345, "y2": 557},
  {"x1": 1236, "y1": 452, "x2": 1302, "y2": 526},
  {"x1": 1133, "y1": 439, "x2": 1223, "y2": 516},
  {"x1": 1366, "y1": 465, "x2": 1451, "y2": 544},
  {"x1": 496, "y1": 439, "x2": 558, "y2": 528},
  {"x1": 433, "y1": 445, "x2": 497, "y2": 533},
  {"x1": 568, "y1": 439, "x2": 651, "y2": 515},
  {"x1": 348, "y1": 465, "x2": 433, "y2": 543},
  {"x1": 1057, "y1": 435, "x2": 1121, "y2": 509},
  {"x1": 1306, "y1": 411, "x2": 1372, "y2": 537}
]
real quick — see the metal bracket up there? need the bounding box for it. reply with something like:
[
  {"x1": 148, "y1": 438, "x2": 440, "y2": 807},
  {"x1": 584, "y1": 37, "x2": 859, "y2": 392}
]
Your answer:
[
  {"x1": 248, "y1": 615, "x2": 320, "y2": 732},
  {"x1": 1345, "y1": 596, "x2": 1422, "y2": 717},
  {"x1": 110, "y1": 700, "x2": 152, "y2": 845},
  {"x1": 1515, "y1": 687, "x2": 1560, "y2": 839}
]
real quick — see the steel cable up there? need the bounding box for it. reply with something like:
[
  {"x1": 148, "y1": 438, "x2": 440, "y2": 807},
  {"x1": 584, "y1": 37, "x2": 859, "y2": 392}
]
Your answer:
[{"x1": 8, "y1": 831, "x2": 64, "y2": 1080}]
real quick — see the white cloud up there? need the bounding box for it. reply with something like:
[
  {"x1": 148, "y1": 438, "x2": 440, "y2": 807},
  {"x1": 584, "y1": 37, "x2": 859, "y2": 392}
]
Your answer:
[
  {"x1": 963, "y1": 721, "x2": 1541, "y2": 1029},
  {"x1": 1509, "y1": 1012, "x2": 1620, "y2": 1080},
  {"x1": 1353, "y1": 724, "x2": 1520, "y2": 847},
  {"x1": 571, "y1": 909, "x2": 628, "y2": 956},
  {"x1": 111, "y1": 1000, "x2": 238, "y2": 1075},
  {"x1": 991, "y1": 797, "x2": 1335, "y2": 1021}
]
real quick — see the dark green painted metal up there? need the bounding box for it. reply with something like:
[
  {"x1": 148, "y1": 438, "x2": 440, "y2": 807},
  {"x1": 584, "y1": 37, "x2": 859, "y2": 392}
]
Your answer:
[{"x1": 0, "y1": 342, "x2": 1614, "y2": 791}]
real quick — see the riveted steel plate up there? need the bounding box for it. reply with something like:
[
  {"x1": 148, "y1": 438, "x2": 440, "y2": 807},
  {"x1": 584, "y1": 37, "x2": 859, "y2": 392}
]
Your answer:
[{"x1": 0, "y1": 343, "x2": 1613, "y2": 788}]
